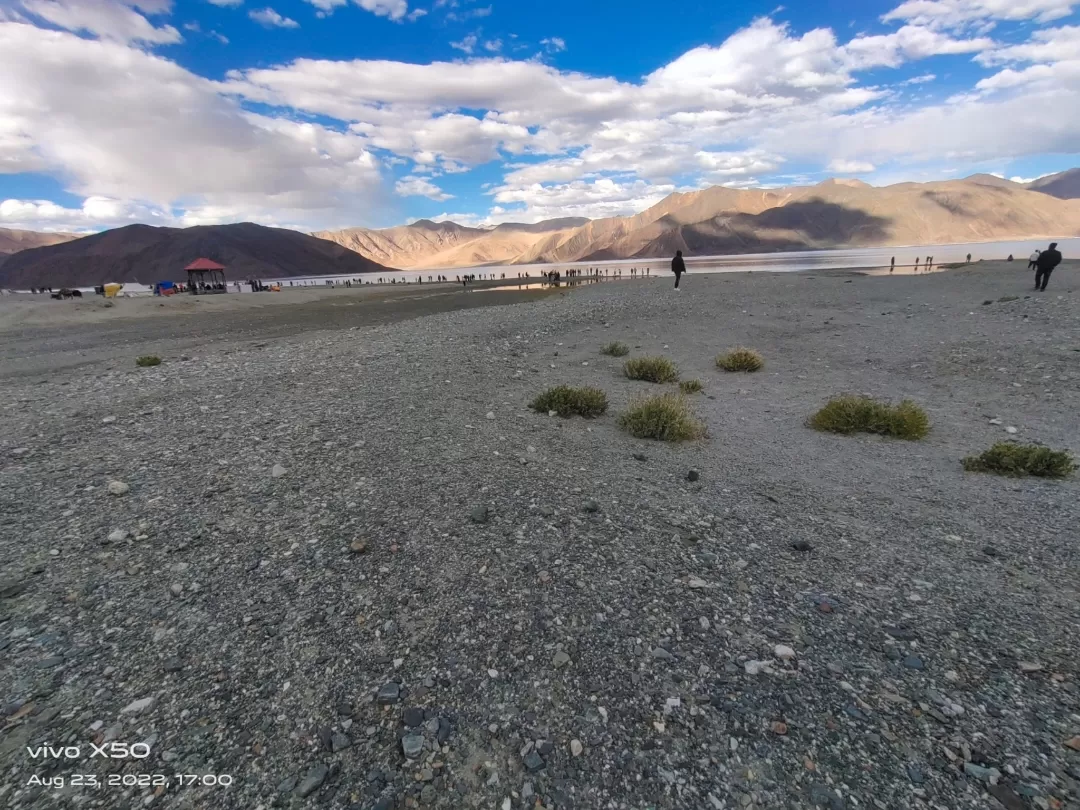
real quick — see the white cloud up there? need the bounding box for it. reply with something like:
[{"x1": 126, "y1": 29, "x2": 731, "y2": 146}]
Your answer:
[
  {"x1": 0, "y1": 196, "x2": 168, "y2": 231},
  {"x1": 900, "y1": 72, "x2": 937, "y2": 84},
  {"x1": 483, "y1": 38, "x2": 501, "y2": 52},
  {"x1": 540, "y1": 36, "x2": 565, "y2": 52},
  {"x1": 840, "y1": 24, "x2": 992, "y2": 70},
  {"x1": 975, "y1": 24, "x2": 1080, "y2": 65},
  {"x1": 490, "y1": 177, "x2": 679, "y2": 222},
  {"x1": 300, "y1": 0, "x2": 408, "y2": 18},
  {"x1": 882, "y1": 0, "x2": 1076, "y2": 30},
  {"x1": 19, "y1": 0, "x2": 181, "y2": 45},
  {"x1": 0, "y1": 21, "x2": 386, "y2": 229},
  {"x1": 828, "y1": 158, "x2": 876, "y2": 173},
  {"x1": 450, "y1": 33, "x2": 476, "y2": 53},
  {"x1": 249, "y1": 7, "x2": 298, "y2": 28},
  {"x1": 406, "y1": 7, "x2": 425, "y2": 20},
  {"x1": 395, "y1": 175, "x2": 454, "y2": 201},
  {"x1": 205, "y1": 0, "x2": 243, "y2": 7}
]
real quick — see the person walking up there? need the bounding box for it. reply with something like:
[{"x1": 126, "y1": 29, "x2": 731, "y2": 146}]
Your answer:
[
  {"x1": 1028, "y1": 249, "x2": 1041, "y2": 271},
  {"x1": 1034, "y1": 242, "x2": 1063, "y2": 291},
  {"x1": 671, "y1": 250, "x2": 686, "y2": 290}
]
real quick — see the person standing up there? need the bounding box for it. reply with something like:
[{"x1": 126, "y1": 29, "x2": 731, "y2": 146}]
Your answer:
[
  {"x1": 1034, "y1": 242, "x2": 1063, "y2": 291},
  {"x1": 1028, "y1": 249, "x2": 1041, "y2": 271},
  {"x1": 672, "y1": 250, "x2": 686, "y2": 290}
]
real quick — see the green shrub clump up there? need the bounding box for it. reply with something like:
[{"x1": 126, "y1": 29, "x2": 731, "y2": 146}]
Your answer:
[
  {"x1": 809, "y1": 395, "x2": 929, "y2": 440},
  {"x1": 600, "y1": 341, "x2": 630, "y2": 357},
  {"x1": 530, "y1": 386, "x2": 609, "y2": 418},
  {"x1": 962, "y1": 443, "x2": 1075, "y2": 478},
  {"x1": 716, "y1": 348, "x2": 764, "y2": 372},
  {"x1": 624, "y1": 356, "x2": 679, "y2": 383},
  {"x1": 679, "y1": 379, "x2": 704, "y2": 394},
  {"x1": 618, "y1": 394, "x2": 705, "y2": 442},
  {"x1": 136, "y1": 355, "x2": 162, "y2": 367}
]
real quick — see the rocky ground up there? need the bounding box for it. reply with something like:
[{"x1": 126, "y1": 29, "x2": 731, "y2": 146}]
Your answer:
[{"x1": 1, "y1": 261, "x2": 1079, "y2": 810}]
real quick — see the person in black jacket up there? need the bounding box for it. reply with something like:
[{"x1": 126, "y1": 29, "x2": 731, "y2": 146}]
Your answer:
[
  {"x1": 671, "y1": 250, "x2": 686, "y2": 290},
  {"x1": 1035, "y1": 242, "x2": 1063, "y2": 291}
]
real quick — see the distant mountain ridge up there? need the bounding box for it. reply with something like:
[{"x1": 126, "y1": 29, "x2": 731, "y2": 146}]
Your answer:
[
  {"x1": 0, "y1": 228, "x2": 80, "y2": 272},
  {"x1": 315, "y1": 173, "x2": 1080, "y2": 269},
  {"x1": 0, "y1": 222, "x2": 393, "y2": 289},
  {"x1": 1025, "y1": 169, "x2": 1080, "y2": 200}
]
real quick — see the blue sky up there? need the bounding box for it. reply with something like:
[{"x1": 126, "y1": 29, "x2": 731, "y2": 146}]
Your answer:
[{"x1": 0, "y1": 0, "x2": 1078, "y2": 232}]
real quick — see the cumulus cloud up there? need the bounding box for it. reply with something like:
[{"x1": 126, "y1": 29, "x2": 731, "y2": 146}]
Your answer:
[
  {"x1": 205, "y1": 0, "x2": 243, "y2": 7},
  {"x1": 883, "y1": 0, "x2": 1076, "y2": 29},
  {"x1": 395, "y1": 175, "x2": 454, "y2": 200},
  {"x1": 300, "y1": 0, "x2": 408, "y2": 19},
  {"x1": 540, "y1": 36, "x2": 565, "y2": 52},
  {"x1": 449, "y1": 33, "x2": 476, "y2": 53},
  {"x1": 828, "y1": 158, "x2": 876, "y2": 173},
  {"x1": 249, "y1": 7, "x2": 298, "y2": 27},
  {"x1": 0, "y1": 22, "x2": 385, "y2": 230},
  {"x1": 0, "y1": 196, "x2": 168, "y2": 231},
  {"x1": 19, "y1": 0, "x2": 181, "y2": 45},
  {"x1": 975, "y1": 24, "x2": 1080, "y2": 64}
]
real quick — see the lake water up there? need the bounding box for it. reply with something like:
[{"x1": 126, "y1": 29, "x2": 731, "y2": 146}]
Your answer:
[{"x1": 15, "y1": 237, "x2": 1077, "y2": 296}]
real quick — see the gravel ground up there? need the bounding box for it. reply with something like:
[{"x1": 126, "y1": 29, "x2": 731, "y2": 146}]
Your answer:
[{"x1": 2, "y1": 261, "x2": 1079, "y2": 810}]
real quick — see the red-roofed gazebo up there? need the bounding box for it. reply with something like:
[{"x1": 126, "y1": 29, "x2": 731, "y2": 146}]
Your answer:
[{"x1": 185, "y1": 258, "x2": 227, "y2": 295}]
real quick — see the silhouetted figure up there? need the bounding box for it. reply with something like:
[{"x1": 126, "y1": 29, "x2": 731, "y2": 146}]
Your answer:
[
  {"x1": 1007, "y1": 254, "x2": 1014, "y2": 262},
  {"x1": 966, "y1": 253, "x2": 972, "y2": 262},
  {"x1": 890, "y1": 256, "x2": 895, "y2": 273},
  {"x1": 1028, "y1": 249, "x2": 1041, "y2": 271},
  {"x1": 1034, "y1": 242, "x2": 1063, "y2": 291},
  {"x1": 915, "y1": 257, "x2": 920, "y2": 270},
  {"x1": 672, "y1": 250, "x2": 686, "y2": 290},
  {"x1": 927, "y1": 256, "x2": 933, "y2": 271}
]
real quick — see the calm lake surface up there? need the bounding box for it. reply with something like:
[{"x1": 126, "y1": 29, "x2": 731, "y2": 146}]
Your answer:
[{"x1": 30, "y1": 237, "x2": 1078, "y2": 295}]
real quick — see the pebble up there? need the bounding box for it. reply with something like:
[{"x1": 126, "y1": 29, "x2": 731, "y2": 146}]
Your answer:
[
  {"x1": 271, "y1": 464, "x2": 287, "y2": 478},
  {"x1": 295, "y1": 764, "x2": 328, "y2": 798},
  {"x1": 1005, "y1": 426, "x2": 1018, "y2": 434},
  {"x1": 469, "y1": 505, "x2": 490, "y2": 523},
  {"x1": 903, "y1": 655, "x2": 925, "y2": 671},
  {"x1": 651, "y1": 647, "x2": 674, "y2": 661},
  {"x1": 523, "y1": 751, "x2": 545, "y2": 772},
  {"x1": 1064, "y1": 735, "x2": 1080, "y2": 751},
  {"x1": 582, "y1": 499, "x2": 600, "y2": 513},
  {"x1": 963, "y1": 762, "x2": 1001, "y2": 784},
  {"x1": 169, "y1": 583, "x2": 183, "y2": 596},
  {"x1": 107, "y1": 480, "x2": 130, "y2": 496},
  {"x1": 552, "y1": 650, "x2": 571, "y2": 668},
  {"x1": 106, "y1": 529, "x2": 128, "y2": 544},
  {"x1": 570, "y1": 739, "x2": 584, "y2": 756},
  {"x1": 687, "y1": 469, "x2": 700, "y2": 482},
  {"x1": 401, "y1": 734, "x2": 424, "y2": 758},
  {"x1": 102, "y1": 416, "x2": 117, "y2": 424},
  {"x1": 402, "y1": 707, "x2": 424, "y2": 727},
  {"x1": 121, "y1": 696, "x2": 154, "y2": 714},
  {"x1": 376, "y1": 682, "x2": 401, "y2": 704},
  {"x1": 773, "y1": 644, "x2": 796, "y2": 661},
  {"x1": 791, "y1": 540, "x2": 814, "y2": 552},
  {"x1": 486, "y1": 411, "x2": 496, "y2": 420},
  {"x1": 349, "y1": 538, "x2": 368, "y2": 554},
  {"x1": 744, "y1": 660, "x2": 769, "y2": 676}
]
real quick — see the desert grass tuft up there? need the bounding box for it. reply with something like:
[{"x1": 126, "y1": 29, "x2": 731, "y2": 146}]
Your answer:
[
  {"x1": 962, "y1": 443, "x2": 1075, "y2": 478},
  {"x1": 679, "y1": 379, "x2": 704, "y2": 394},
  {"x1": 623, "y1": 356, "x2": 679, "y2": 383},
  {"x1": 716, "y1": 347, "x2": 764, "y2": 372},
  {"x1": 809, "y1": 395, "x2": 929, "y2": 440},
  {"x1": 530, "y1": 385, "x2": 609, "y2": 418},
  {"x1": 136, "y1": 355, "x2": 162, "y2": 367},
  {"x1": 600, "y1": 341, "x2": 630, "y2": 357},
  {"x1": 618, "y1": 393, "x2": 705, "y2": 442}
]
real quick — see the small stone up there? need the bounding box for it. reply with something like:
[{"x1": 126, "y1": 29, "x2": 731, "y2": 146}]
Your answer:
[
  {"x1": 633, "y1": 452, "x2": 647, "y2": 462},
  {"x1": 102, "y1": 416, "x2": 117, "y2": 424},
  {"x1": 552, "y1": 651, "x2": 571, "y2": 669},
  {"x1": 330, "y1": 733, "x2": 351, "y2": 752},
  {"x1": 106, "y1": 529, "x2": 128, "y2": 544},
  {"x1": 906, "y1": 764, "x2": 925, "y2": 785},
  {"x1": 402, "y1": 707, "x2": 424, "y2": 728},
  {"x1": 963, "y1": 762, "x2": 1001, "y2": 784},
  {"x1": 1005, "y1": 426, "x2": 1018, "y2": 434},
  {"x1": 791, "y1": 540, "x2": 813, "y2": 552},
  {"x1": 271, "y1": 464, "x2": 287, "y2": 478},
  {"x1": 169, "y1": 583, "x2": 183, "y2": 596},
  {"x1": 773, "y1": 644, "x2": 796, "y2": 661},
  {"x1": 349, "y1": 538, "x2": 368, "y2": 554},
  {"x1": 486, "y1": 411, "x2": 496, "y2": 420},
  {"x1": 469, "y1": 505, "x2": 489, "y2": 524},
  {"x1": 582, "y1": 499, "x2": 600, "y2": 513},
  {"x1": 944, "y1": 670, "x2": 960, "y2": 682},
  {"x1": 401, "y1": 734, "x2": 424, "y2": 759},
  {"x1": 523, "y1": 751, "x2": 545, "y2": 772},
  {"x1": 770, "y1": 721, "x2": 788, "y2": 735},
  {"x1": 903, "y1": 655, "x2": 925, "y2": 671},
  {"x1": 651, "y1": 647, "x2": 674, "y2": 661},
  {"x1": 295, "y1": 764, "x2": 328, "y2": 798},
  {"x1": 1064, "y1": 735, "x2": 1080, "y2": 751},
  {"x1": 982, "y1": 545, "x2": 1000, "y2": 557},
  {"x1": 744, "y1": 660, "x2": 768, "y2": 676},
  {"x1": 570, "y1": 739, "x2": 583, "y2": 757},
  {"x1": 121, "y1": 696, "x2": 154, "y2": 714},
  {"x1": 687, "y1": 577, "x2": 709, "y2": 589},
  {"x1": 376, "y1": 682, "x2": 401, "y2": 704},
  {"x1": 107, "y1": 480, "x2": 130, "y2": 496},
  {"x1": 1018, "y1": 661, "x2": 1044, "y2": 673},
  {"x1": 988, "y1": 418, "x2": 1002, "y2": 425},
  {"x1": 687, "y1": 469, "x2": 700, "y2": 482}
]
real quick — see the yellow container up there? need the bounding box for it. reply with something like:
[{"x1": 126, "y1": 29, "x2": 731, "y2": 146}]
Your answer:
[{"x1": 103, "y1": 283, "x2": 122, "y2": 298}]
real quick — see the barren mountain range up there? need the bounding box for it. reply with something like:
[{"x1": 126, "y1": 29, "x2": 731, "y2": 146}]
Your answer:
[
  {"x1": 0, "y1": 222, "x2": 391, "y2": 289},
  {"x1": 2, "y1": 171, "x2": 1079, "y2": 288},
  {"x1": 313, "y1": 173, "x2": 1080, "y2": 270}
]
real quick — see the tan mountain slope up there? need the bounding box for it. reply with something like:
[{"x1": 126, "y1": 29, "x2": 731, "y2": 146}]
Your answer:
[
  {"x1": 313, "y1": 174, "x2": 1080, "y2": 269},
  {"x1": 0, "y1": 227, "x2": 80, "y2": 256}
]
